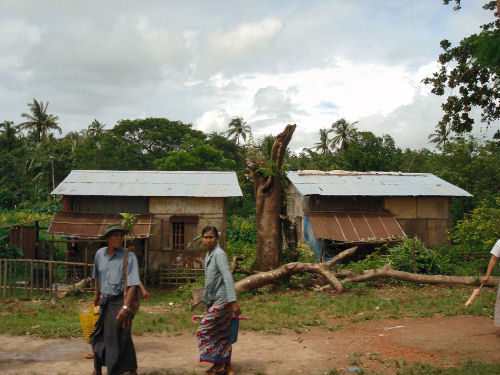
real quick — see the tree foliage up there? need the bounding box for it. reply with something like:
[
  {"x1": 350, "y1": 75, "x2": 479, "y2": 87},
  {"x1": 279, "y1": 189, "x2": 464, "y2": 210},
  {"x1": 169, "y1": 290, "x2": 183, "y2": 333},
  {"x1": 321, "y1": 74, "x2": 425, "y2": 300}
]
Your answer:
[{"x1": 423, "y1": 1, "x2": 499, "y2": 133}]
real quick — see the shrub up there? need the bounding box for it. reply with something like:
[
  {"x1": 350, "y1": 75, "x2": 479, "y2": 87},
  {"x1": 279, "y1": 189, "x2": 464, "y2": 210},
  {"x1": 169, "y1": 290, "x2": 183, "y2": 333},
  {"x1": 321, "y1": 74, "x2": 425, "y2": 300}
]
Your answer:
[
  {"x1": 451, "y1": 196, "x2": 500, "y2": 269},
  {"x1": 347, "y1": 237, "x2": 454, "y2": 275}
]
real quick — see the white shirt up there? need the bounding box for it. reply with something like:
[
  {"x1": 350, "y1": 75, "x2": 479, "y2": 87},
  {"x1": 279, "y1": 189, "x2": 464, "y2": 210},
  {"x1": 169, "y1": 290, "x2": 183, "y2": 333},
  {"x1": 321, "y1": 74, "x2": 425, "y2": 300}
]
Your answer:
[{"x1": 490, "y1": 239, "x2": 500, "y2": 258}]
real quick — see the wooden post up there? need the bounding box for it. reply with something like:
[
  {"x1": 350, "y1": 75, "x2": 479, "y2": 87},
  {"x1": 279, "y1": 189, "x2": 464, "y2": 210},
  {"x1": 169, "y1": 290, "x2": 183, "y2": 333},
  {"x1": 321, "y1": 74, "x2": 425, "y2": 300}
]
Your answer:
[
  {"x1": 30, "y1": 260, "x2": 34, "y2": 300},
  {"x1": 412, "y1": 238, "x2": 417, "y2": 274},
  {"x1": 36, "y1": 260, "x2": 40, "y2": 298},
  {"x1": 1, "y1": 259, "x2": 4, "y2": 298},
  {"x1": 24, "y1": 261, "x2": 28, "y2": 298},
  {"x1": 143, "y1": 239, "x2": 148, "y2": 286},
  {"x1": 11, "y1": 260, "x2": 15, "y2": 298},
  {"x1": 4, "y1": 259, "x2": 7, "y2": 297},
  {"x1": 48, "y1": 242, "x2": 53, "y2": 297},
  {"x1": 84, "y1": 244, "x2": 88, "y2": 283},
  {"x1": 54, "y1": 261, "x2": 58, "y2": 302},
  {"x1": 42, "y1": 261, "x2": 46, "y2": 296}
]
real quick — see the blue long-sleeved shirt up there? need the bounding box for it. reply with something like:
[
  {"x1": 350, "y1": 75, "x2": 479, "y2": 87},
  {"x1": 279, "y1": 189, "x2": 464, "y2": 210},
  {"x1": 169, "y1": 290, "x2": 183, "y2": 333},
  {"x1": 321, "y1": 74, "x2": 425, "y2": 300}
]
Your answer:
[{"x1": 203, "y1": 244, "x2": 237, "y2": 306}]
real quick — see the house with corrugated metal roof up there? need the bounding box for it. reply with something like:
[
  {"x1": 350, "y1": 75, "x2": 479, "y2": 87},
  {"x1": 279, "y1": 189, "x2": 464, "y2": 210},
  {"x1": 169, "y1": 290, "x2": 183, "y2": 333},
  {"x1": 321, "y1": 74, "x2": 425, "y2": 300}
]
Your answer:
[
  {"x1": 286, "y1": 170, "x2": 472, "y2": 259},
  {"x1": 47, "y1": 170, "x2": 242, "y2": 283}
]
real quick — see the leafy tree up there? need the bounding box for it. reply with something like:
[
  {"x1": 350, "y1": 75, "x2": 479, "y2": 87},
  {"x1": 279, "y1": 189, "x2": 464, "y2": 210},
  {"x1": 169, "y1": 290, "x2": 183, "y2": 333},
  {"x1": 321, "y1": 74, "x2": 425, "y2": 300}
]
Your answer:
[
  {"x1": 19, "y1": 99, "x2": 61, "y2": 142},
  {"x1": 329, "y1": 118, "x2": 358, "y2": 153},
  {"x1": 451, "y1": 197, "x2": 499, "y2": 270},
  {"x1": 430, "y1": 135, "x2": 500, "y2": 199},
  {"x1": 206, "y1": 132, "x2": 246, "y2": 170},
  {"x1": 285, "y1": 148, "x2": 338, "y2": 171},
  {"x1": 111, "y1": 118, "x2": 205, "y2": 161},
  {"x1": 423, "y1": 1, "x2": 499, "y2": 133},
  {"x1": 154, "y1": 136, "x2": 236, "y2": 171},
  {"x1": 227, "y1": 117, "x2": 251, "y2": 145},
  {"x1": 313, "y1": 129, "x2": 331, "y2": 155},
  {"x1": 0, "y1": 121, "x2": 20, "y2": 151},
  {"x1": 339, "y1": 132, "x2": 402, "y2": 171},
  {"x1": 428, "y1": 123, "x2": 451, "y2": 149},
  {"x1": 258, "y1": 135, "x2": 276, "y2": 161}
]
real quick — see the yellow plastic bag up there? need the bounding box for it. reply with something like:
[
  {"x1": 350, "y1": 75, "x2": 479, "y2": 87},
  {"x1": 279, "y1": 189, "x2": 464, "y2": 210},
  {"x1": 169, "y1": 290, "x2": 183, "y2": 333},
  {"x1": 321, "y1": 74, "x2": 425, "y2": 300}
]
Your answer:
[{"x1": 79, "y1": 304, "x2": 100, "y2": 344}]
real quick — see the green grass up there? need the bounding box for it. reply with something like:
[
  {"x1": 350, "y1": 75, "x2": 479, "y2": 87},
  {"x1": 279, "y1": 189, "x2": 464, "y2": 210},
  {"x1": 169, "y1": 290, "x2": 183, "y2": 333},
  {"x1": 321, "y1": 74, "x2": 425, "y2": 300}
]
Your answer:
[{"x1": 0, "y1": 283, "x2": 496, "y2": 339}]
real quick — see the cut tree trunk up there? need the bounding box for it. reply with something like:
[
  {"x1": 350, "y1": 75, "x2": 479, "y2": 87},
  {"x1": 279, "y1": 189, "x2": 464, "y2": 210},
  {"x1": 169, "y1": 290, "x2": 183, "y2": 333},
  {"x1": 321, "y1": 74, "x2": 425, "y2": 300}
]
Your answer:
[
  {"x1": 246, "y1": 124, "x2": 296, "y2": 271},
  {"x1": 235, "y1": 246, "x2": 358, "y2": 293}
]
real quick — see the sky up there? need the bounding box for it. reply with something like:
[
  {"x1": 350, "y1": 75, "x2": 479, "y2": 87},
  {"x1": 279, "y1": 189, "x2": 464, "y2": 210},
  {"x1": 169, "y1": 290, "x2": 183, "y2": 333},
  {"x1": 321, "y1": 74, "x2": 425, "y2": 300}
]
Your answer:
[{"x1": 0, "y1": 0, "x2": 498, "y2": 153}]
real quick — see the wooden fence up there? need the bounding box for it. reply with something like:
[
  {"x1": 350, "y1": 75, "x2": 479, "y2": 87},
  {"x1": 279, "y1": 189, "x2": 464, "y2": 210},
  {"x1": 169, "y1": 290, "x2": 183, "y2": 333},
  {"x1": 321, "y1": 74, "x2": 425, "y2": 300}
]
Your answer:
[{"x1": 0, "y1": 258, "x2": 94, "y2": 301}]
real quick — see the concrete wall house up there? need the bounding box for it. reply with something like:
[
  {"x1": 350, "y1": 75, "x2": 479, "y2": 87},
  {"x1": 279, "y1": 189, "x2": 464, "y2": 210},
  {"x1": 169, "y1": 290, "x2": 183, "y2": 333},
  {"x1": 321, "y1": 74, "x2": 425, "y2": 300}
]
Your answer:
[
  {"x1": 286, "y1": 170, "x2": 472, "y2": 259},
  {"x1": 47, "y1": 170, "x2": 242, "y2": 281}
]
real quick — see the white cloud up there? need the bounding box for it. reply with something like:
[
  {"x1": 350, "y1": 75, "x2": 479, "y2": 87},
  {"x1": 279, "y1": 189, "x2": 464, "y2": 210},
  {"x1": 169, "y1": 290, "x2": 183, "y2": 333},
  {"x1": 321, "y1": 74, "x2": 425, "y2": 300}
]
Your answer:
[
  {"x1": 194, "y1": 108, "x2": 230, "y2": 134},
  {"x1": 0, "y1": 0, "x2": 497, "y2": 149}
]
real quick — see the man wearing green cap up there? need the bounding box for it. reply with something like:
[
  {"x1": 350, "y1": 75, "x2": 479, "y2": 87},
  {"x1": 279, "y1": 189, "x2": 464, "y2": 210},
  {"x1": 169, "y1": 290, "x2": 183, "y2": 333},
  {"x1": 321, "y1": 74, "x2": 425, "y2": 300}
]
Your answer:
[{"x1": 90, "y1": 224, "x2": 140, "y2": 375}]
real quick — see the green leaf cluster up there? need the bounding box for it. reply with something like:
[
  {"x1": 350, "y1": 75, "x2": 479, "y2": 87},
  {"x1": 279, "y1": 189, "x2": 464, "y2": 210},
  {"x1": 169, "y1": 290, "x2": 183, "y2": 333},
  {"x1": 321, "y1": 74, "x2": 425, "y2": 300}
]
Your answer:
[{"x1": 451, "y1": 197, "x2": 500, "y2": 268}]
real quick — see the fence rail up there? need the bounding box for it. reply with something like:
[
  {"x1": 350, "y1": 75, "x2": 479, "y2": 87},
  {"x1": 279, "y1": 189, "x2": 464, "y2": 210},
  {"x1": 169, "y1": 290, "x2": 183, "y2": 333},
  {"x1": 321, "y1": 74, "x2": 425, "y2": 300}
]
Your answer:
[{"x1": 0, "y1": 258, "x2": 94, "y2": 301}]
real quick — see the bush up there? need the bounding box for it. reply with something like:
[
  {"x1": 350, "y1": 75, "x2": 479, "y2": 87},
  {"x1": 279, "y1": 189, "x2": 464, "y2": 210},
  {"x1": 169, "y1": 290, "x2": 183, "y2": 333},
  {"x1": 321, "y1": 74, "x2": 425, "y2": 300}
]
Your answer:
[
  {"x1": 451, "y1": 196, "x2": 500, "y2": 269},
  {"x1": 347, "y1": 238, "x2": 454, "y2": 275},
  {"x1": 226, "y1": 215, "x2": 257, "y2": 245}
]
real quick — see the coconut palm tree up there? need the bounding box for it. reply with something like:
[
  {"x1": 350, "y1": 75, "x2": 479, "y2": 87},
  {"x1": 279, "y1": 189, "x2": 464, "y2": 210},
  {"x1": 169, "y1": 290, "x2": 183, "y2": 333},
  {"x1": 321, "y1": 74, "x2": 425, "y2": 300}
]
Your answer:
[
  {"x1": 227, "y1": 117, "x2": 251, "y2": 145},
  {"x1": 86, "y1": 119, "x2": 106, "y2": 137},
  {"x1": 329, "y1": 118, "x2": 358, "y2": 153},
  {"x1": 313, "y1": 128, "x2": 331, "y2": 155},
  {"x1": 19, "y1": 99, "x2": 61, "y2": 142},
  {"x1": 428, "y1": 123, "x2": 451, "y2": 149}
]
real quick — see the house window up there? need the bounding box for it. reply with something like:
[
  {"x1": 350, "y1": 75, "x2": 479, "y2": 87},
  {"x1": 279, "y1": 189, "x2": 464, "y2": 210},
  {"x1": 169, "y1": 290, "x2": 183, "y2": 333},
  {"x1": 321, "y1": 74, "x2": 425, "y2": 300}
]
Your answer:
[
  {"x1": 172, "y1": 222, "x2": 185, "y2": 250},
  {"x1": 170, "y1": 215, "x2": 199, "y2": 250}
]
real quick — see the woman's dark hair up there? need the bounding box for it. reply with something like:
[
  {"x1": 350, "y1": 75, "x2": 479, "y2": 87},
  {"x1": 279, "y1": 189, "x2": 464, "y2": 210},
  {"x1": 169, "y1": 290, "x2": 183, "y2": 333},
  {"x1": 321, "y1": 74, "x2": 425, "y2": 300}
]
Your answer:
[{"x1": 202, "y1": 225, "x2": 219, "y2": 238}]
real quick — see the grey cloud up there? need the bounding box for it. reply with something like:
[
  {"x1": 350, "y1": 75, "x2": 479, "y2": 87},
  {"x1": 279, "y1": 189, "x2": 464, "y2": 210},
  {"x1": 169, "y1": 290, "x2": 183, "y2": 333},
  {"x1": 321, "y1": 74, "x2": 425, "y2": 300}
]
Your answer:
[
  {"x1": 20, "y1": 17, "x2": 189, "y2": 113},
  {"x1": 253, "y1": 86, "x2": 306, "y2": 119}
]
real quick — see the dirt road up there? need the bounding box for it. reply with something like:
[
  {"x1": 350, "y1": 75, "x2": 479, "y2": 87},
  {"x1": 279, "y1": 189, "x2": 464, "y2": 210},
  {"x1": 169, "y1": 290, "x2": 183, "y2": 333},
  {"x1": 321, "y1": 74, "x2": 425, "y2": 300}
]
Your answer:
[{"x1": 1, "y1": 316, "x2": 499, "y2": 375}]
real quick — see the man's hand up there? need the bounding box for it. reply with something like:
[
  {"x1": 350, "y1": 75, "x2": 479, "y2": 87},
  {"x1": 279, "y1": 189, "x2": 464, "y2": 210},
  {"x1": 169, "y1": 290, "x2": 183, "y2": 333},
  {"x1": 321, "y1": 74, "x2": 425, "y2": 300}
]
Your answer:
[
  {"x1": 116, "y1": 306, "x2": 128, "y2": 324},
  {"x1": 93, "y1": 294, "x2": 101, "y2": 306}
]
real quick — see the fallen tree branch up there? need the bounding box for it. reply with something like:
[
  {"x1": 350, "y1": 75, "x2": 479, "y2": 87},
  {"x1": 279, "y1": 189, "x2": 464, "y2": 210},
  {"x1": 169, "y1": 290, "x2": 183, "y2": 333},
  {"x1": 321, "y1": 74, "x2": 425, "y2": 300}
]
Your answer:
[
  {"x1": 233, "y1": 245, "x2": 500, "y2": 294},
  {"x1": 342, "y1": 263, "x2": 500, "y2": 287},
  {"x1": 234, "y1": 246, "x2": 358, "y2": 293}
]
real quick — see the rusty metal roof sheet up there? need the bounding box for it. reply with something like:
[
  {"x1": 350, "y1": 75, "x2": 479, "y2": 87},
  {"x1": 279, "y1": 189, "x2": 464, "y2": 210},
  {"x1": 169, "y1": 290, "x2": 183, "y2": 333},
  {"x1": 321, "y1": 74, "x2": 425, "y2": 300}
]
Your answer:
[
  {"x1": 308, "y1": 212, "x2": 406, "y2": 243},
  {"x1": 287, "y1": 171, "x2": 472, "y2": 197},
  {"x1": 51, "y1": 170, "x2": 243, "y2": 197},
  {"x1": 47, "y1": 211, "x2": 153, "y2": 239}
]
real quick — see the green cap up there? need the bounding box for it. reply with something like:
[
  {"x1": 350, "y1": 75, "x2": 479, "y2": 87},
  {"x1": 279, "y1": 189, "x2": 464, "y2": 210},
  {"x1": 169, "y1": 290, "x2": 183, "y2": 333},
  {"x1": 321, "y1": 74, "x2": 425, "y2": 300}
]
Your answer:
[{"x1": 102, "y1": 224, "x2": 128, "y2": 238}]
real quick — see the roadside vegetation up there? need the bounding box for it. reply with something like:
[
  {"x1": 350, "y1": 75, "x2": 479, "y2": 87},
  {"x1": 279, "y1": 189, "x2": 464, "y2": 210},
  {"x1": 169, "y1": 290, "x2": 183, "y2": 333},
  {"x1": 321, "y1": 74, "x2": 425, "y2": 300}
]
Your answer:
[{"x1": 0, "y1": 282, "x2": 496, "y2": 339}]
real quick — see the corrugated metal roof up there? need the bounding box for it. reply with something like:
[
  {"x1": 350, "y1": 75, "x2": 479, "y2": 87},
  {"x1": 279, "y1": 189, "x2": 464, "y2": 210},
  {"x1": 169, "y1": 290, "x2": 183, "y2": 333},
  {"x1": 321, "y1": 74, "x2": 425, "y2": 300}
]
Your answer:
[
  {"x1": 51, "y1": 170, "x2": 243, "y2": 197},
  {"x1": 47, "y1": 211, "x2": 153, "y2": 239},
  {"x1": 309, "y1": 212, "x2": 406, "y2": 243},
  {"x1": 287, "y1": 170, "x2": 472, "y2": 197}
]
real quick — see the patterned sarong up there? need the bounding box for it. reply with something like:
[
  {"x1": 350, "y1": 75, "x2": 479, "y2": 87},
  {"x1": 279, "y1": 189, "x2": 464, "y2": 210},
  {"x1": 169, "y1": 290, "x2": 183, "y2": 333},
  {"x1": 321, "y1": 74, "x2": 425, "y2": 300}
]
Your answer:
[{"x1": 197, "y1": 303, "x2": 232, "y2": 363}]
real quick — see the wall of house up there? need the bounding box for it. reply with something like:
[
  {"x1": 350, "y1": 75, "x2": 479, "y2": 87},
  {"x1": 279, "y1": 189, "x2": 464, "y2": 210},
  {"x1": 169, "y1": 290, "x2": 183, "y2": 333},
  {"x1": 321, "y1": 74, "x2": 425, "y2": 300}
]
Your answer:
[
  {"x1": 384, "y1": 197, "x2": 451, "y2": 248},
  {"x1": 148, "y1": 197, "x2": 227, "y2": 271},
  {"x1": 286, "y1": 184, "x2": 307, "y2": 242}
]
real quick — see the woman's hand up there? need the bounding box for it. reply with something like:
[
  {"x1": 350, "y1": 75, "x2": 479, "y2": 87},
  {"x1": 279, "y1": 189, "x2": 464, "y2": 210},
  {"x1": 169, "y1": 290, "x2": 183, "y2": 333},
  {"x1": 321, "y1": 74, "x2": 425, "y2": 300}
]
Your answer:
[{"x1": 232, "y1": 301, "x2": 241, "y2": 317}]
